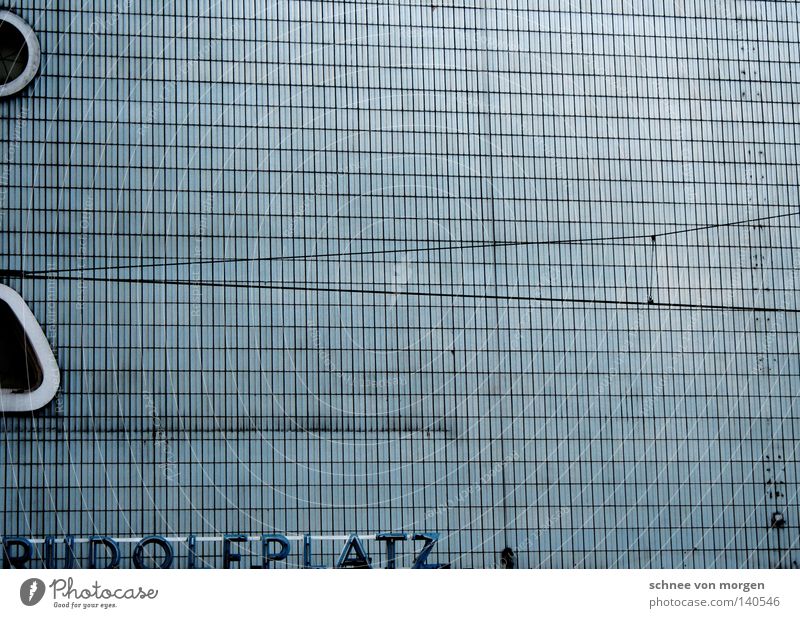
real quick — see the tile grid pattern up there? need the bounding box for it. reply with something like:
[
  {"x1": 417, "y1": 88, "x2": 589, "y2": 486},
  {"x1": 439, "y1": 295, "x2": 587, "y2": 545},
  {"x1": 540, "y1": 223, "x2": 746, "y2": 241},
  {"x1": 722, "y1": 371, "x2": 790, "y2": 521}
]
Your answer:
[{"x1": 1, "y1": 0, "x2": 799, "y2": 567}]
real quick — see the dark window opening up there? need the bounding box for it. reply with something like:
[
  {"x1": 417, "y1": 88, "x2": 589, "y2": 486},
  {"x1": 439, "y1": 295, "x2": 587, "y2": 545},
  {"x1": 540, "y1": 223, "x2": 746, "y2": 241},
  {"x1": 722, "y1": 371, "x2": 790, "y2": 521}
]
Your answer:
[
  {"x1": 0, "y1": 298, "x2": 43, "y2": 393},
  {"x1": 0, "y1": 19, "x2": 29, "y2": 86}
]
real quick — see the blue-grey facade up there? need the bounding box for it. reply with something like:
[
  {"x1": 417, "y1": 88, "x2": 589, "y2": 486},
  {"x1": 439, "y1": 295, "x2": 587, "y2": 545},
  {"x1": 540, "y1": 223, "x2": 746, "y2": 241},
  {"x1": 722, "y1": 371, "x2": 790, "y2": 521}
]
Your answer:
[{"x1": 1, "y1": 0, "x2": 799, "y2": 568}]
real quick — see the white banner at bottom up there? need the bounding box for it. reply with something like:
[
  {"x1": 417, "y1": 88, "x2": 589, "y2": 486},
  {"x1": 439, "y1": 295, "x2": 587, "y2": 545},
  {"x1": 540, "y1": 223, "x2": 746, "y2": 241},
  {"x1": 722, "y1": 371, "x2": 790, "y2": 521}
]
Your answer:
[{"x1": 0, "y1": 569, "x2": 796, "y2": 617}]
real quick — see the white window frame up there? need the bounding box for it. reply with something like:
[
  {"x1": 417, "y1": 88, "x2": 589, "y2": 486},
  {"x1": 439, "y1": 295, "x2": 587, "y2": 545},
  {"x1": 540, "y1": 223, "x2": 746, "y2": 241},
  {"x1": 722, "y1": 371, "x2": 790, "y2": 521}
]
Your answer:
[
  {"x1": 0, "y1": 10, "x2": 41, "y2": 99},
  {"x1": 0, "y1": 284, "x2": 60, "y2": 412}
]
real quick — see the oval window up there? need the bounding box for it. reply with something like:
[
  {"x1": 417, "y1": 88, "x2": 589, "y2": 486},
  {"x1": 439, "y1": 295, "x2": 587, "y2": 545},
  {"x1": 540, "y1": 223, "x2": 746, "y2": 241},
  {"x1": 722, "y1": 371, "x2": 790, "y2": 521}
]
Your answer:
[
  {"x1": 0, "y1": 284, "x2": 60, "y2": 412},
  {"x1": 0, "y1": 10, "x2": 40, "y2": 98}
]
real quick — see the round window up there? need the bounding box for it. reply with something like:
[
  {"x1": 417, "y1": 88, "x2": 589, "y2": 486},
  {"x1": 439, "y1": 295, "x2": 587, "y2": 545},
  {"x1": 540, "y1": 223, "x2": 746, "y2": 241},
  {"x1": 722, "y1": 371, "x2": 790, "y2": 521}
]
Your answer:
[{"x1": 0, "y1": 10, "x2": 40, "y2": 98}]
